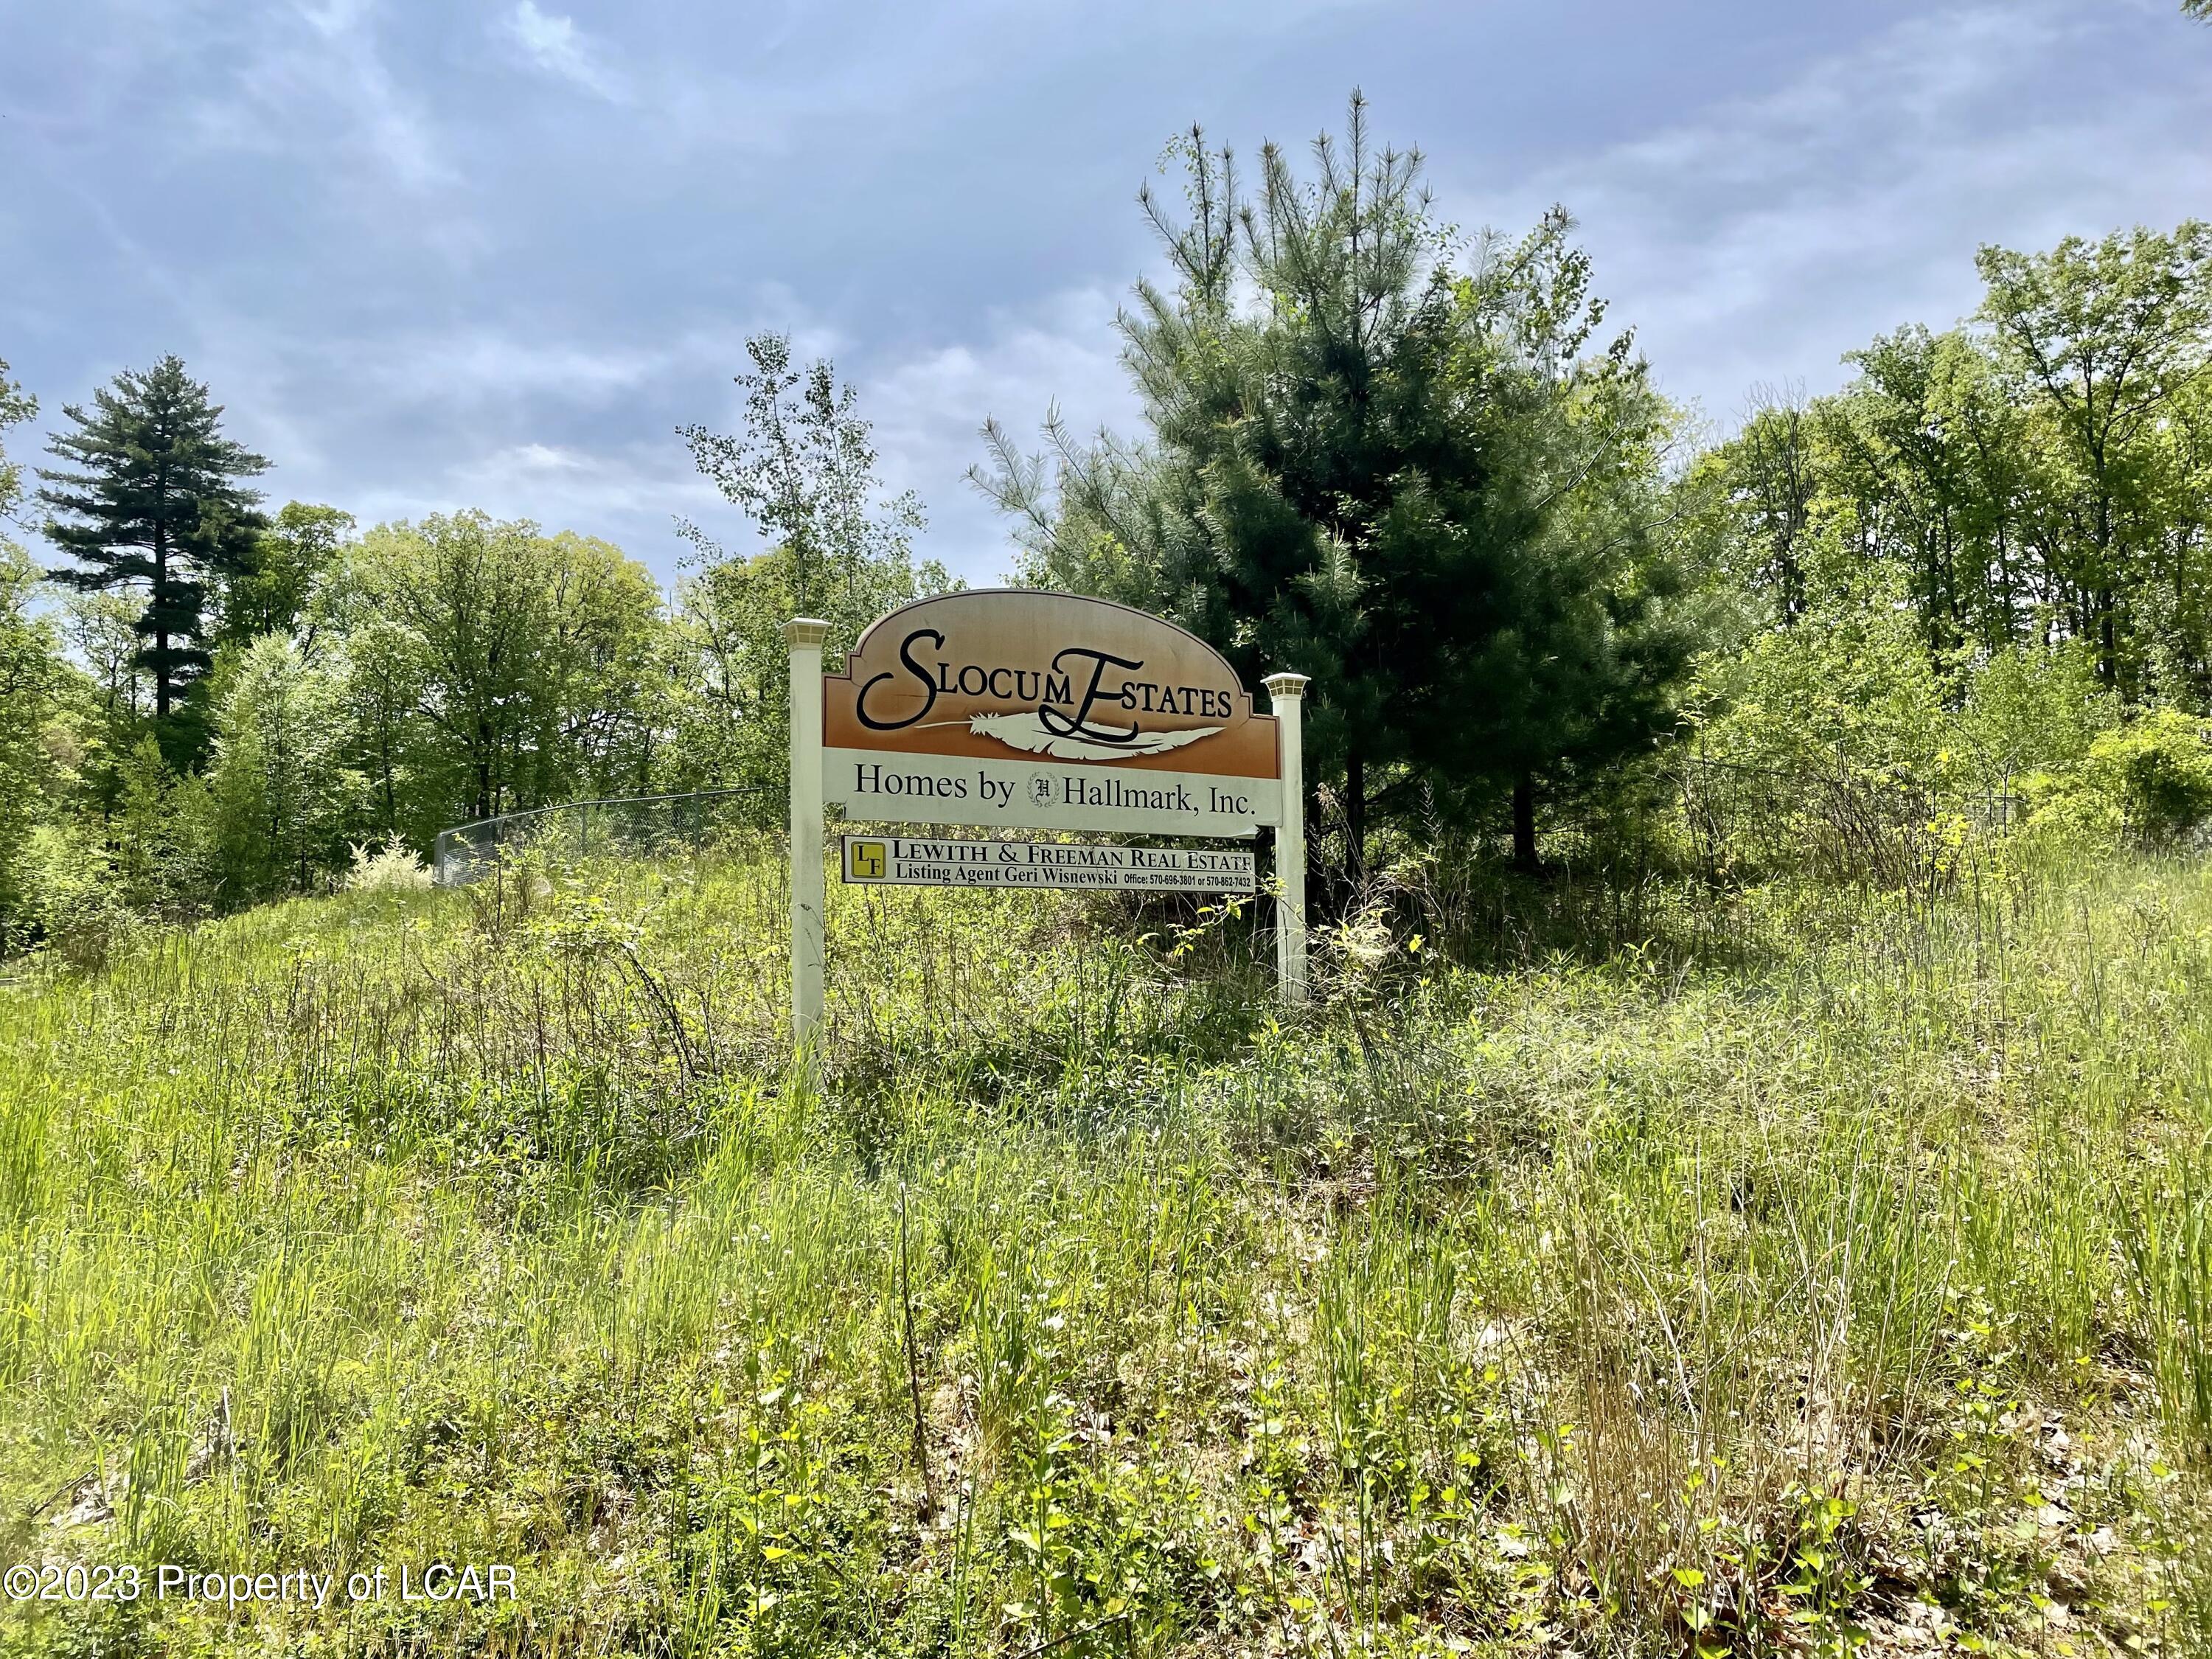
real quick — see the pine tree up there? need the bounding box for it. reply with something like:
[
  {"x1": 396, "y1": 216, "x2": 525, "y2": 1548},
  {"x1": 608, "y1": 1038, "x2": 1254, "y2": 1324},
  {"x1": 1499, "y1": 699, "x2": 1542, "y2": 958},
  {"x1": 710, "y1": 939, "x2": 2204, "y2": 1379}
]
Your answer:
[
  {"x1": 37, "y1": 355, "x2": 269, "y2": 734},
  {"x1": 977, "y1": 99, "x2": 1705, "y2": 877}
]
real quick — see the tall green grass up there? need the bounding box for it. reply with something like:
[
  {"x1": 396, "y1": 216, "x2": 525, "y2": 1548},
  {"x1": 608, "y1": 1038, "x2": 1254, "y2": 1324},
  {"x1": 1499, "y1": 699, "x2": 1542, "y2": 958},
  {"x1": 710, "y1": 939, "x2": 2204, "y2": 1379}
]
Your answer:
[{"x1": 2, "y1": 846, "x2": 2210, "y2": 1655}]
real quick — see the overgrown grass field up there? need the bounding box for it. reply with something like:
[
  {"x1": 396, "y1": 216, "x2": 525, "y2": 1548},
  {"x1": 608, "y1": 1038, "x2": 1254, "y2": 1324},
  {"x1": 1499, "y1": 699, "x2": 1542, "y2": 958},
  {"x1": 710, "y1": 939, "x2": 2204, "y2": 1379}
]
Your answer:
[{"x1": 3, "y1": 846, "x2": 2211, "y2": 1657}]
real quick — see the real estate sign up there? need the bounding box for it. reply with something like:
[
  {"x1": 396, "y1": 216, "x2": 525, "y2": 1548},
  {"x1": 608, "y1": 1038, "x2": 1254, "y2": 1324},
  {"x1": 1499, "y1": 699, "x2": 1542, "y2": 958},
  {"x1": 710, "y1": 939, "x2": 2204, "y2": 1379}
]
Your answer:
[
  {"x1": 785, "y1": 592, "x2": 1310, "y2": 1043},
  {"x1": 820, "y1": 590, "x2": 1283, "y2": 837}
]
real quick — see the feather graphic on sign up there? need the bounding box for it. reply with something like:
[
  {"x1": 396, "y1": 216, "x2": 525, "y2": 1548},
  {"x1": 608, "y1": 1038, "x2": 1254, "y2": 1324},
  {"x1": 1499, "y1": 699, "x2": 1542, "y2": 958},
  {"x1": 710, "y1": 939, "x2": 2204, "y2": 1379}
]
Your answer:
[{"x1": 965, "y1": 712, "x2": 1225, "y2": 762}]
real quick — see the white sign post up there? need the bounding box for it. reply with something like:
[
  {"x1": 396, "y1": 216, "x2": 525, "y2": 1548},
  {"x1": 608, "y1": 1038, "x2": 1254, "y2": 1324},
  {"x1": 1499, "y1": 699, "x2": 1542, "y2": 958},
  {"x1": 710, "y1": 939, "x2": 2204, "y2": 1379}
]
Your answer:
[
  {"x1": 787, "y1": 617, "x2": 831, "y2": 1045},
  {"x1": 1265, "y1": 674, "x2": 1310, "y2": 1006},
  {"x1": 785, "y1": 593, "x2": 1312, "y2": 1048}
]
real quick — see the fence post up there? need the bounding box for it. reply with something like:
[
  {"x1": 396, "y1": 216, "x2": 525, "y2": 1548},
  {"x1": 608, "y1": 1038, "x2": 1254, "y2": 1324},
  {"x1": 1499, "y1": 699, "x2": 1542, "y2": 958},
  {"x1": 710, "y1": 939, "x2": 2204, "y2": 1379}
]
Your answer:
[
  {"x1": 1265, "y1": 673, "x2": 1310, "y2": 1006},
  {"x1": 787, "y1": 618, "x2": 832, "y2": 1048}
]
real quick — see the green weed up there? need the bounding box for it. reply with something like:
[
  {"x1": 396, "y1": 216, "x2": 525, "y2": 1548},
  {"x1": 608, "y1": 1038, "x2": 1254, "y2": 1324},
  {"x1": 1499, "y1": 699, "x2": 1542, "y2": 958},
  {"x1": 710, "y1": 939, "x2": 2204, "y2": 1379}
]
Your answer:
[{"x1": 1, "y1": 850, "x2": 2208, "y2": 1655}]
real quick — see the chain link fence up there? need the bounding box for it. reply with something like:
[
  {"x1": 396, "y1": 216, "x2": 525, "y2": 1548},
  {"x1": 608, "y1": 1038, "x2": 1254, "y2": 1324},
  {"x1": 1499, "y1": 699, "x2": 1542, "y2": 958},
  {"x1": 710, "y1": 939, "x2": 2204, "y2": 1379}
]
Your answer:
[
  {"x1": 1674, "y1": 755, "x2": 2021, "y2": 888},
  {"x1": 432, "y1": 786, "x2": 780, "y2": 886},
  {"x1": 430, "y1": 759, "x2": 2028, "y2": 894}
]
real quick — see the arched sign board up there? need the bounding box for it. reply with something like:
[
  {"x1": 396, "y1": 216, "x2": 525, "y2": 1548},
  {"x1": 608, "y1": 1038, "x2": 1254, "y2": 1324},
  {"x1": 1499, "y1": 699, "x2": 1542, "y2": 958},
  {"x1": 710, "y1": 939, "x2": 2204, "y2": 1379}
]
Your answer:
[
  {"x1": 785, "y1": 592, "x2": 1310, "y2": 1044},
  {"x1": 827, "y1": 591, "x2": 1280, "y2": 835}
]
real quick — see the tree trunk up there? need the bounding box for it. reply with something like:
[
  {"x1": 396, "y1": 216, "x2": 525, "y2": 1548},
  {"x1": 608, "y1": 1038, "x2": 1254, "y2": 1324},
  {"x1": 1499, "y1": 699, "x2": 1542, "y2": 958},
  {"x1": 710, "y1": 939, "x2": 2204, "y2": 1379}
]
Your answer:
[
  {"x1": 1512, "y1": 773, "x2": 1539, "y2": 872},
  {"x1": 380, "y1": 729, "x2": 397, "y2": 835},
  {"x1": 152, "y1": 520, "x2": 171, "y2": 719},
  {"x1": 1345, "y1": 749, "x2": 1367, "y2": 888}
]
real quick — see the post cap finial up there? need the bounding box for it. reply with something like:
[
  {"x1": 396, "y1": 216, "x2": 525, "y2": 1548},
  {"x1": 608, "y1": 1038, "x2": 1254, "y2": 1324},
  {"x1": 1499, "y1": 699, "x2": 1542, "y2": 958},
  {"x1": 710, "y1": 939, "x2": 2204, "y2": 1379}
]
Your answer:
[
  {"x1": 1263, "y1": 672, "x2": 1310, "y2": 699},
  {"x1": 784, "y1": 617, "x2": 832, "y2": 648}
]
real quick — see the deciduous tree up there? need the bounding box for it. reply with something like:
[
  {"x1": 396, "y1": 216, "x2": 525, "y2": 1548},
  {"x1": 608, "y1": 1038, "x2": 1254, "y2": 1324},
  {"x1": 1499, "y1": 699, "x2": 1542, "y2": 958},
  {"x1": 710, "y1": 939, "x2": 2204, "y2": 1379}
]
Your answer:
[
  {"x1": 671, "y1": 335, "x2": 950, "y2": 794},
  {"x1": 1708, "y1": 223, "x2": 2212, "y2": 710},
  {"x1": 0, "y1": 550, "x2": 63, "y2": 945},
  {"x1": 218, "y1": 501, "x2": 354, "y2": 648},
  {"x1": 330, "y1": 512, "x2": 664, "y2": 835},
  {"x1": 0, "y1": 358, "x2": 32, "y2": 532},
  {"x1": 0, "y1": 364, "x2": 63, "y2": 944},
  {"x1": 208, "y1": 633, "x2": 359, "y2": 898},
  {"x1": 1977, "y1": 222, "x2": 2212, "y2": 691},
  {"x1": 678, "y1": 334, "x2": 931, "y2": 624}
]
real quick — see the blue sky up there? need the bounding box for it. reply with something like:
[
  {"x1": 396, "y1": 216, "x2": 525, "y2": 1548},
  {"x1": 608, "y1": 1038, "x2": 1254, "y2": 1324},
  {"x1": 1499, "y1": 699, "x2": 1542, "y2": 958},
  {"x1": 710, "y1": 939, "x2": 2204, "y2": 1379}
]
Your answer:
[{"x1": 3, "y1": 0, "x2": 2207, "y2": 586}]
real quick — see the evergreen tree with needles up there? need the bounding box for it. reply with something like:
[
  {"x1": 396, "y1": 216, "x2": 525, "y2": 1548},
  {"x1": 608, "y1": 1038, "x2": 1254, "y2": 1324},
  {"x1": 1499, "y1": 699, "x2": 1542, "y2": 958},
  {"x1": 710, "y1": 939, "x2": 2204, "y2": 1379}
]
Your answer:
[
  {"x1": 38, "y1": 355, "x2": 269, "y2": 751},
  {"x1": 976, "y1": 97, "x2": 1705, "y2": 877}
]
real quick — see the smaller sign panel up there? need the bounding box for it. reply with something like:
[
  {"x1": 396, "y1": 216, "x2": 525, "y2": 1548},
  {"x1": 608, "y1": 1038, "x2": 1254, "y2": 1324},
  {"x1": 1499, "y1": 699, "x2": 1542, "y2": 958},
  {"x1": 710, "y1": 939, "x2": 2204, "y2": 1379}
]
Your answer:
[
  {"x1": 841, "y1": 835, "x2": 1256, "y2": 894},
  {"x1": 830, "y1": 750, "x2": 1274, "y2": 838}
]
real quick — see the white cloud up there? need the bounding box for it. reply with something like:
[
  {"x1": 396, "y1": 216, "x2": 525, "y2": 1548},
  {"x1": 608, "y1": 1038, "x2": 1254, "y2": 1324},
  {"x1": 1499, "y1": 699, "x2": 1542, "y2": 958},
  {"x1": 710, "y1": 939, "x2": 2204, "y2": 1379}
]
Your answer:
[
  {"x1": 501, "y1": 1, "x2": 627, "y2": 102},
  {"x1": 861, "y1": 287, "x2": 1142, "y2": 583},
  {"x1": 367, "y1": 333, "x2": 667, "y2": 406},
  {"x1": 306, "y1": 439, "x2": 721, "y2": 573},
  {"x1": 273, "y1": 0, "x2": 455, "y2": 190},
  {"x1": 385, "y1": 289, "x2": 1146, "y2": 583},
  {"x1": 19, "y1": 0, "x2": 2207, "y2": 598},
  {"x1": 326, "y1": 314, "x2": 850, "y2": 417},
  {"x1": 1434, "y1": 1, "x2": 2211, "y2": 431},
  {"x1": 133, "y1": 0, "x2": 467, "y2": 234},
  {"x1": 445, "y1": 440, "x2": 713, "y2": 522}
]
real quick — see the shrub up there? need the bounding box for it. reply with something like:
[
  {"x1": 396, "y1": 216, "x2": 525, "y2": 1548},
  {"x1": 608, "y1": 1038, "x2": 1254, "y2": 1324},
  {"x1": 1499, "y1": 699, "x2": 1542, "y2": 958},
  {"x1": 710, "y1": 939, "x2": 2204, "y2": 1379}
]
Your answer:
[
  {"x1": 344, "y1": 838, "x2": 433, "y2": 891},
  {"x1": 17, "y1": 823, "x2": 144, "y2": 973},
  {"x1": 2033, "y1": 708, "x2": 2212, "y2": 846}
]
